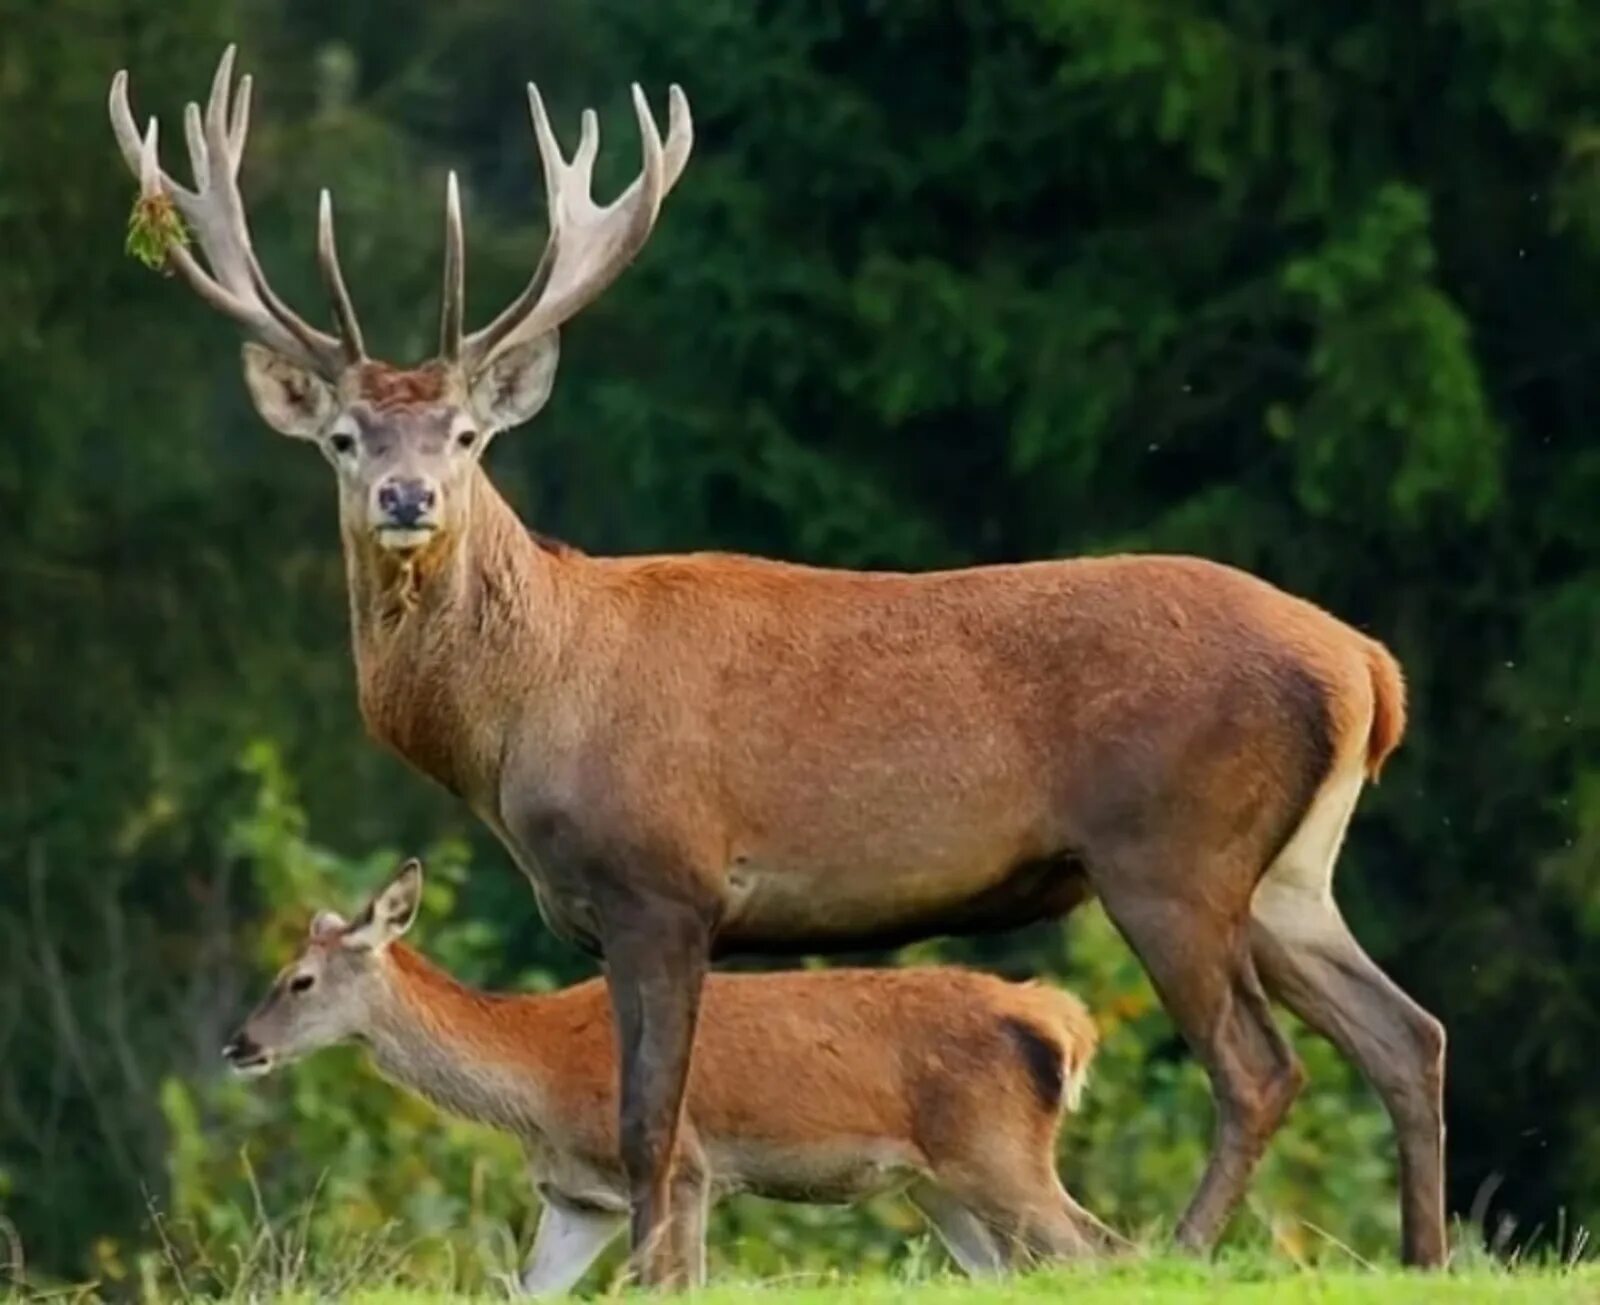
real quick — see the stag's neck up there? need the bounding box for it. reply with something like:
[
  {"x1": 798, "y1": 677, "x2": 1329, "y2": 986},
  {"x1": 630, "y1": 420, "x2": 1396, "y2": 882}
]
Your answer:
[
  {"x1": 343, "y1": 466, "x2": 572, "y2": 808},
  {"x1": 366, "y1": 944, "x2": 554, "y2": 1138}
]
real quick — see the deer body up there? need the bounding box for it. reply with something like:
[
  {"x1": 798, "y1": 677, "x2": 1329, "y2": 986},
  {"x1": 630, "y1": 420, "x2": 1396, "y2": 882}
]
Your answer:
[
  {"x1": 115, "y1": 47, "x2": 1448, "y2": 1282},
  {"x1": 354, "y1": 469, "x2": 1377, "y2": 959},
  {"x1": 227, "y1": 864, "x2": 1108, "y2": 1293}
]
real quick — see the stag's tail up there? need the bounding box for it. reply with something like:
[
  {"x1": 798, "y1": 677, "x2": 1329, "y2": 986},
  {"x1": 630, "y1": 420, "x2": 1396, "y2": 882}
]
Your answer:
[{"x1": 1363, "y1": 639, "x2": 1408, "y2": 781}]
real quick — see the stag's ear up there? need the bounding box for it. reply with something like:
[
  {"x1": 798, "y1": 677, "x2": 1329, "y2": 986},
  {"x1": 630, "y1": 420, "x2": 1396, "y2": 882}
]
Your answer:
[
  {"x1": 242, "y1": 343, "x2": 337, "y2": 439},
  {"x1": 468, "y1": 333, "x2": 560, "y2": 433},
  {"x1": 344, "y1": 859, "x2": 423, "y2": 949}
]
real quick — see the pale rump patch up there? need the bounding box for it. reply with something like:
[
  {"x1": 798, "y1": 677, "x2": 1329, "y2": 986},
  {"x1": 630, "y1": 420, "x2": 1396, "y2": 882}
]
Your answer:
[{"x1": 1250, "y1": 753, "x2": 1366, "y2": 944}]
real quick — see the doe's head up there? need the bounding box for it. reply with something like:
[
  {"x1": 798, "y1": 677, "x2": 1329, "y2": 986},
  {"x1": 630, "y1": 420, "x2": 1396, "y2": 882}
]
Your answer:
[
  {"x1": 222, "y1": 859, "x2": 424, "y2": 1076},
  {"x1": 110, "y1": 45, "x2": 691, "y2": 557}
]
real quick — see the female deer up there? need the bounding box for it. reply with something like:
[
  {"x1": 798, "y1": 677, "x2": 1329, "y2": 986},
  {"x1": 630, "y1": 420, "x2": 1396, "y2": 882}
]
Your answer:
[{"x1": 225, "y1": 860, "x2": 1110, "y2": 1293}]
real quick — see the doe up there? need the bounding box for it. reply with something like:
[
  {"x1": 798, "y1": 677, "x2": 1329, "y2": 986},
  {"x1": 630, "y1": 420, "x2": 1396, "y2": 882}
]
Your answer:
[{"x1": 225, "y1": 860, "x2": 1112, "y2": 1293}]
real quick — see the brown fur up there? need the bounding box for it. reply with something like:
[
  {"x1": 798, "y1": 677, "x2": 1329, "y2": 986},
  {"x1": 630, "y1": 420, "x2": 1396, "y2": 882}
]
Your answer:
[
  {"x1": 381, "y1": 945, "x2": 1096, "y2": 1186},
  {"x1": 349, "y1": 468, "x2": 1397, "y2": 953},
  {"x1": 235, "y1": 929, "x2": 1113, "y2": 1279},
  {"x1": 1363, "y1": 639, "x2": 1407, "y2": 779},
  {"x1": 355, "y1": 361, "x2": 451, "y2": 409}
]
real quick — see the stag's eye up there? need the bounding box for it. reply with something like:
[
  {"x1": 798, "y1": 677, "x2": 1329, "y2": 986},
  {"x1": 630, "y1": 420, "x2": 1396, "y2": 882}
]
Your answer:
[
  {"x1": 455, "y1": 429, "x2": 478, "y2": 451},
  {"x1": 289, "y1": 974, "x2": 315, "y2": 995},
  {"x1": 329, "y1": 432, "x2": 356, "y2": 456}
]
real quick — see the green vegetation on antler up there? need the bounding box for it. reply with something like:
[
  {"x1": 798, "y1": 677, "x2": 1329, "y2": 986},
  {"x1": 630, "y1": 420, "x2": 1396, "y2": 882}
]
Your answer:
[{"x1": 124, "y1": 190, "x2": 189, "y2": 272}]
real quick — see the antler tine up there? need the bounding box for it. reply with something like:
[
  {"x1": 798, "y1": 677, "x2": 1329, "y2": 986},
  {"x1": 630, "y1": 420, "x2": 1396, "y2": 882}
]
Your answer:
[
  {"x1": 438, "y1": 172, "x2": 466, "y2": 362},
  {"x1": 319, "y1": 190, "x2": 367, "y2": 363},
  {"x1": 228, "y1": 74, "x2": 252, "y2": 161},
  {"x1": 456, "y1": 81, "x2": 693, "y2": 373},
  {"x1": 108, "y1": 46, "x2": 362, "y2": 378},
  {"x1": 138, "y1": 116, "x2": 162, "y2": 196},
  {"x1": 572, "y1": 109, "x2": 600, "y2": 187},
  {"x1": 182, "y1": 102, "x2": 211, "y2": 194},
  {"x1": 663, "y1": 85, "x2": 693, "y2": 191}
]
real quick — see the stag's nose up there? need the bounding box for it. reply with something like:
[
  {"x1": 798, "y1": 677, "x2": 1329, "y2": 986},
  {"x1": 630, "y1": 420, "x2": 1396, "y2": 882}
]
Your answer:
[
  {"x1": 374, "y1": 477, "x2": 438, "y2": 529},
  {"x1": 222, "y1": 1032, "x2": 259, "y2": 1064}
]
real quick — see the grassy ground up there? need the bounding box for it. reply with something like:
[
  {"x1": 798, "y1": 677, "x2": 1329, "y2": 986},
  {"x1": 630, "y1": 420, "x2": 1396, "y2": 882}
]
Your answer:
[{"x1": 254, "y1": 1260, "x2": 1600, "y2": 1305}]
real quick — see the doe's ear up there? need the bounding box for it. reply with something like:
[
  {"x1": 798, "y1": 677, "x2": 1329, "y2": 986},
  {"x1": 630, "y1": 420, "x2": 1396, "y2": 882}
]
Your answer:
[
  {"x1": 241, "y1": 342, "x2": 337, "y2": 439},
  {"x1": 309, "y1": 910, "x2": 348, "y2": 942},
  {"x1": 468, "y1": 332, "x2": 560, "y2": 434},
  {"x1": 344, "y1": 859, "x2": 424, "y2": 950}
]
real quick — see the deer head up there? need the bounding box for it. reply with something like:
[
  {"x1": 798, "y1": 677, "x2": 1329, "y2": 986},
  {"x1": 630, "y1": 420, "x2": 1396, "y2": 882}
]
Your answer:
[
  {"x1": 110, "y1": 46, "x2": 691, "y2": 556},
  {"x1": 222, "y1": 859, "x2": 425, "y2": 1075}
]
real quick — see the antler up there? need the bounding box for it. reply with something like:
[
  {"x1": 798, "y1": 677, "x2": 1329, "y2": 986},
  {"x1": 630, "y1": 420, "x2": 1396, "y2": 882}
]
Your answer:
[
  {"x1": 444, "y1": 81, "x2": 693, "y2": 371},
  {"x1": 109, "y1": 45, "x2": 365, "y2": 378}
]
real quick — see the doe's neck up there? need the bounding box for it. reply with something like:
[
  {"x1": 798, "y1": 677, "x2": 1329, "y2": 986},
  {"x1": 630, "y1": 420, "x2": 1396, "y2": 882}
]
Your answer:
[{"x1": 364, "y1": 943, "x2": 552, "y2": 1137}]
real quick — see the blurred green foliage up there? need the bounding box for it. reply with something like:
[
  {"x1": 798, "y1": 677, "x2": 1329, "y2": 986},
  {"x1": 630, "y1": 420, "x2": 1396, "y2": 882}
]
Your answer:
[{"x1": 2, "y1": 0, "x2": 1598, "y2": 1288}]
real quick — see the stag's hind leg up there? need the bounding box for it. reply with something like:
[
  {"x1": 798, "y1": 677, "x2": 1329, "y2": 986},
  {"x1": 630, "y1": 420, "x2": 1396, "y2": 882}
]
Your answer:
[
  {"x1": 1250, "y1": 763, "x2": 1447, "y2": 1266},
  {"x1": 1097, "y1": 860, "x2": 1305, "y2": 1254}
]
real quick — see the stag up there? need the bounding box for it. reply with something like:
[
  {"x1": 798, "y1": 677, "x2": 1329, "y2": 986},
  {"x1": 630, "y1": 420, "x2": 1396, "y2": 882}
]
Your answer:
[{"x1": 110, "y1": 47, "x2": 1447, "y2": 1283}]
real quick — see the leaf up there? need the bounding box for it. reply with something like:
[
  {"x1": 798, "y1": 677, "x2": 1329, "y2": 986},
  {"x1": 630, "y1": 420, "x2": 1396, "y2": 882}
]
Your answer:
[{"x1": 125, "y1": 191, "x2": 190, "y2": 273}]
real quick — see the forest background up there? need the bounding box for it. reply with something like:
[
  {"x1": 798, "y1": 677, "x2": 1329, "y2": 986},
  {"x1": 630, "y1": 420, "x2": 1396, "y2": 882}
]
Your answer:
[{"x1": 3, "y1": 0, "x2": 1599, "y2": 1289}]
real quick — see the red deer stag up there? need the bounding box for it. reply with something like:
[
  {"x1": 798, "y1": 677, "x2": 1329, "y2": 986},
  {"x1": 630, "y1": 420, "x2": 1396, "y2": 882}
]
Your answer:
[
  {"x1": 225, "y1": 858, "x2": 1110, "y2": 1291},
  {"x1": 110, "y1": 46, "x2": 1446, "y2": 1282}
]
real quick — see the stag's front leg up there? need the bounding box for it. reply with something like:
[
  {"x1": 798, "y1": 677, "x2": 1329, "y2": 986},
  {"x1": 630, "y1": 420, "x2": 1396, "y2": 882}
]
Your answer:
[{"x1": 597, "y1": 888, "x2": 713, "y2": 1288}]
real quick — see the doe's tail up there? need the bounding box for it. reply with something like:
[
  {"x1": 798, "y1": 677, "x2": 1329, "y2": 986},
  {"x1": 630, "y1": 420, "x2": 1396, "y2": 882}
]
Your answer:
[{"x1": 1010, "y1": 981, "x2": 1099, "y2": 1113}]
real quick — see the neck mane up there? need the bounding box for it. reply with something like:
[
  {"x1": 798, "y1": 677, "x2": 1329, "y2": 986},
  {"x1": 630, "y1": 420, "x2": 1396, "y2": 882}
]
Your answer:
[
  {"x1": 365, "y1": 943, "x2": 553, "y2": 1136},
  {"x1": 341, "y1": 465, "x2": 572, "y2": 807}
]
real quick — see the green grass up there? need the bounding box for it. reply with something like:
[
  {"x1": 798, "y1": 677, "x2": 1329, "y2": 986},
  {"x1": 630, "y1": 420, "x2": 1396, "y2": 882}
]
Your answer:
[{"x1": 252, "y1": 1260, "x2": 1600, "y2": 1305}]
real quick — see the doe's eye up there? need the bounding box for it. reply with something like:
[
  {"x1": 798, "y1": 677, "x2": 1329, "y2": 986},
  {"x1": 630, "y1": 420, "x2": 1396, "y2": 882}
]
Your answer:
[
  {"x1": 289, "y1": 975, "x2": 315, "y2": 995},
  {"x1": 329, "y1": 432, "x2": 356, "y2": 456},
  {"x1": 456, "y1": 429, "x2": 478, "y2": 450}
]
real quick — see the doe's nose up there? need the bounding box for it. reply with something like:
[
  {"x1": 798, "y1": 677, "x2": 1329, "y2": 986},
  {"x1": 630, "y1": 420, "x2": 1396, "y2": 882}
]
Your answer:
[
  {"x1": 222, "y1": 1032, "x2": 258, "y2": 1064},
  {"x1": 375, "y1": 477, "x2": 437, "y2": 528}
]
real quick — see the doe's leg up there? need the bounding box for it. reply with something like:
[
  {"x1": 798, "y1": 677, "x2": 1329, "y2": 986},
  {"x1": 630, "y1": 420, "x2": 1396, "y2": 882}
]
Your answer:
[
  {"x1": 669, "y1": 1149, "x2": 711, "y2": 1289},
  {"x1": 908, "y1": 1181, "x2": 1008, "y2": 1276},
  {"x1": 518, "y1": 1201, "x2": 624, "y2": 1297}
]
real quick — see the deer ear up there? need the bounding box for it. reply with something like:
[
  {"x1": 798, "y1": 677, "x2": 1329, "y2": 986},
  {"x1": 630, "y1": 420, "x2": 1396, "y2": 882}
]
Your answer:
[
  {"x1": 242, "y1": 343, "x2": 337, "y2": 439},
  {"x1": 344, "y1": 858, "x2": 424, "y2": 949},
  {"x1": 468, "y1": 332, "x2": 560, "y2": 433},
  {"x1": 309, "y1": 910, "x2": 348, "y2": 941}
]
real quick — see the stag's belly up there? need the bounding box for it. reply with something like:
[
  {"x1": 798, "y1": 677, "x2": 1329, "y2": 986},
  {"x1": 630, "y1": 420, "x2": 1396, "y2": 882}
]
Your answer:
[
  {"x1": 714, "y1": 844, "x2": 1092, "y2": 954},
  {"x1": 708, "y1": 717, "x2": 1096, "y2": 951}
]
